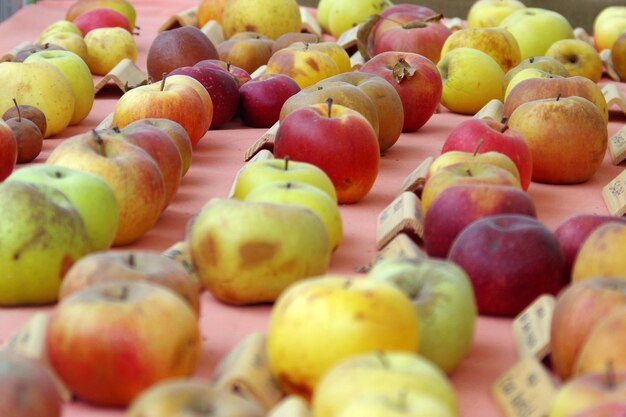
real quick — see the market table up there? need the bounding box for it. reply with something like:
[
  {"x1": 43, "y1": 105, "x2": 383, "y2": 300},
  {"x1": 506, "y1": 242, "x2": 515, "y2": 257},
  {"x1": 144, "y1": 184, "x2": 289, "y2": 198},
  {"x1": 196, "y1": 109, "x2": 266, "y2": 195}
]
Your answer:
[{"x1": 1, "y1": 2, "x2": 625, "y2": 416}]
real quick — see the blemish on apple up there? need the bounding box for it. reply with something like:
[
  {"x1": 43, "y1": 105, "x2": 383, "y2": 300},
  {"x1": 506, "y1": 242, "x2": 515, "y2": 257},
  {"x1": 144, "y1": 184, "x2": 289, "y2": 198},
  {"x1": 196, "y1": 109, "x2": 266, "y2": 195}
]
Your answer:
[{"x1": 239, "y1": 241, "x2": 278, "y2": 266}]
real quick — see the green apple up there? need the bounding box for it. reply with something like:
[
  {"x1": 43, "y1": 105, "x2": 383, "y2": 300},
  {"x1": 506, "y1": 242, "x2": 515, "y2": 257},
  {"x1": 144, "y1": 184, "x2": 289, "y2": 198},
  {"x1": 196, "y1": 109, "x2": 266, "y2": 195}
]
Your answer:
[
  {"x1": 84, "y1": 26, "x2": 137, "y2": 75},
  {"x1": 466, "y1": 0, "x2": 526, "y2": 29},
  {"x1": 312, "y1": 351, "x2": 459, "y2": 417},
  {"x1": 244, "y1": 180, "x2": 343, "y2": 251},
  {"x1": 38, "y1": 19, "x2": 83, "y2": 40},
  {"x1": 187, "y1": 198, "x2": 332, "y2": 305},
  {"x1": 6, "y1": 164, "x2": 119, "y2": 251},
  {"x1": 368, "y1": 257, "x2": 477, "y2": 374},
  {"x1": 0, "y1": 181, "x2": 91, "y2": 306},
  {"x1": 232, "y1": 157, "x2": 338, "y2": 202},
  {"x1": 0, "y1": 60, "x2": 75, "y2": 138},
  {"x1": 336, "y1": 391, "x2": 455, "y2": 417},
  {"x1": 327, "y1": 0, "x2": 393, "y2": 38},
  {"x1": 499, "y1": 7, "x2": 574, "y2": 60},
  {"x1": 24, "y1": 50, "x2": 95, "y2": 126}
]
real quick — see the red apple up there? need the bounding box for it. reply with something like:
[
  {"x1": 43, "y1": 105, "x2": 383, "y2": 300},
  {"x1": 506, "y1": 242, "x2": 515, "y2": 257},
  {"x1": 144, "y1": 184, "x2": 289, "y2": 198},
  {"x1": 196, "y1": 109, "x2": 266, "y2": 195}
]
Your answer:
[
  {"x1": 447, "y1": 214, "x2": 567, "y2": 316},
  {"x1": 46, "y1": 281, "x2": 201, "y2": 407},
  {"x1": 273, "y1": 99, "x2": 380, "y2": 204},
  {"x1": 441, "y1": 118, "x2": 533, "y2": 190},
  {"x1": 72, "y1": 7, "x2": 132, "y2": 36},
  {"x1": 359, "y1": 51, "x2": 442, "y2": 132},
  {"x1": 0, "y1": 119, "x2": 17, "y2": 181},
  {"x1": 238, "y1": 73, "x2": 301, "y2": 128},
  {"x1": 423, "y1": 184, "x2": 536, "y2": 258},
  {"x1": 194, "y1": 59, "x2": 251, "y2": 87},
  {"x1": 0, "y1": 350, "x2": 62, "y2": 417},
  {"x1": 169, "y1": 64, "x2": 239, "y2": 129}
]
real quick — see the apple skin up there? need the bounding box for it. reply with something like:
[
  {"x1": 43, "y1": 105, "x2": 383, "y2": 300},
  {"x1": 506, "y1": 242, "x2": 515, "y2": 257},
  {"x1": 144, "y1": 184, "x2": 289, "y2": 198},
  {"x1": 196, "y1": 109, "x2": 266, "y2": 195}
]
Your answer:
[
  {"x1": 59, "y1": 250, "x2": 201, "y2": 316},
  {"x1": 265, "y1": 43, "x2": 341, "y2": 89},
  {"x1": 507, "y1": 96, "x2": 607, "y2": 185},
  {"x1": 550, "y1": 277, "x2": 626, "y2": 381},
  {"x1": 428, "y1": 150, "x2": 521, "y2": 184},
  {"x1": 65, "y1": 0, "x2": 136, "y2": 29},
  {"x1": 360, "y1": 51, "x2": 441, "y2": 133},
  {"x1": 0, "y1": 350, "x2": 63, "y2": 417},
  {"x1": 545, "y1": 39, "x2": 603, "y2": 83},
  {"x1": 441, "y1": 118, "x2": 532, "y2": 190},
  {"x1": 611, "y1": 32, "x2": 626, "y2": 81},
  {"x1": 274, "y1": 102, "x2": 380, "y2": 204},
  {"x1": 0, "y1": 119, "x2": 17, "y2": 180},
  {"x1": 467, "y1": 0, "x2": 526, "y2": 28},
  {"x1": 169, "y1": 65, "x2": 239, "y2": 129},
  {"x1": 221, "y1": 0, "x2": 301, "y2": 40},
  {"x1": 593, "y1": 6, "x2": 626, "y2": 52},
  {"x1": 502, "y1": 55, "x2": 570, "y2": 93},
  {"x1": 423, "y1": 184, "x2": 537, "y2": 258},
  {"x1": 194, "y1": 59, "x2": 251, "y2": 87},
  {"x1": 571, "y1": 222, "x2": 626, "y2": 283},
  {"x1": 267, "y1": 276, "x2": 420, "y2": 400},
  {"x1": 84, "y1": 26, "x2": 137, "y2": 76},
  {"x1": 216, "y1": 32, "x2": 274, "y2": 75},
  {"x1": 447, "y1": 214, "x2": 567, "y2": 317},
  {"x1": 554, "y1": 214, "x2": 626, "y2": 279},
  {"x1": 72, "y1": 7, "x2": 131, "y2": 36},
  {"x1": 367, "y1": 257, "x2": 477, "y2": 374},
  {"x1": 238, "y1": 73, "x2": 301, "y2": 128},
  {"x1": 5, "y1": 115, "x2": 42, "y2": 163},
  {"x1": 146, "y1": 26, "x2": 218, "y2": 82},
  {"x1": 2, "y1": 103, "x2": 47, "y2": 137},
  {"x1": 336, "y1": 391, "x2": 454, "y2": 417},
  {"x1": 566, "y1": 402, "x2": 626, "y2": 417},
  {"x1": 46, "y1": 281, "x2": 201, "y2": 407}
]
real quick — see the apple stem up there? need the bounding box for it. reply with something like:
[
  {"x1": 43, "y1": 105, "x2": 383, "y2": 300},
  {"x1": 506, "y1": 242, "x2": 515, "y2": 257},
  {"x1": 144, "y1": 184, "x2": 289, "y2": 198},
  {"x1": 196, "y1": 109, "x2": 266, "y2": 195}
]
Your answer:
[
  {"x1": 284, "y1": 156, "x2": 290, "y2": 171},
  {"x1": 286, "y1": 182, "x2": 292, "y2": 189},
  {"x1": 128, "y1": 253, "x2": 136, "y2": 268},
  {"x1": 556, "y1": 93, "x2": 562, "y2": 102},
  {"x1": 54, "y1": 170, "x2": 62, "y2": 179},
  {"x1": 500, "y1": 118, "x2": 510, "y2": 134},
  {"x1": 343, "y1": 279, "x2": 353, "y2": 289},
  {"x1": 326, "y1": 97, "x2": 333, "y2": 118},
  {"x1": 606, "y1": 360, "x2": 616, "y2": 389},
  {"x1": 466, "y1": 169, "x2": 472, "y2": 177},
  {"x1": 160, "y1": 73, "x2": 167, "y2": 92},
  {"x1": 93, "y1": 129, "x2": 106, "y2": 155},
  {"x1": 375, "y1": 350, "x2": 390, "y2": 369},
  {"x1": 529, "y1": 57, "x2": 535, "y2": 63},
  {"x1": 473, "y1": 139, "x2": 484, "y2": 156},
  {"x1": 112, "y1": 126, "x2": 121, "y2": 133}
]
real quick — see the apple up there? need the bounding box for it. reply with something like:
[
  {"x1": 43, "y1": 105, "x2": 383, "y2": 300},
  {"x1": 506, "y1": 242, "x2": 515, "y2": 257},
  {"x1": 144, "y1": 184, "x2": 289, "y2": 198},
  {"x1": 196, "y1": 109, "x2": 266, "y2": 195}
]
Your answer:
[
  {"x1": 593, "y1": 6, "x2": 626, "y2": 52},
  {"x1": 0, "y1": 181, "x2": 91, "y2": 306},
  {"x1": 545, "y1": 39, "x2": 603, "y2": 82},
  {"x1": 265, "y1": 42, "x2": 341, "y2": 89},
  {"x1": 146, "y1": 26, "x2": 218, "y2": 81},
  {"x1": 38, "y1": 19, "x2": 82, "y2": 39},
  {"x1": 421, "y1": 160, "x2": 521, "y2": 217},
  {"x1": 126, "y1": 378, "x2": 266, "y2": 417},
  {"x1": 550, "y1": 277, "x2": 626, "y2": 380},
  {"x1": 0, "y1": 60, "x2": 75, "y2": 138},
  {"x1": 440, "y1": 117, "x2": 532, "y2": 190},
  {"x1": 336, "y1": 391, "x2": 454, "y2": 417},
  {"x1": 502, "y1": 55, "x2": 570, "y2": 94},
  {"x1": 611, "y1": 32, "x2": 626, "y2": 81},
  {"x1": 11, "y1": 43, "x2": 67, "y2": 63},
  {"x1": 574, "y1": 307, "x2": 626, "y2": 376},
  {"x1": 567, "y1": 402, "x2": 626, "y2": 417},
  {"x1": 188, "y1": 198, "x2": 331, "y2": 305},
  {"x1": 311, "y1": 351, "x2": 458, "y2": 417},
  {"x1": 216, "y1": 32, "x2": 274, "y2": 75},
  {"x1": 304, "y1": 41, "x2": 352, "y2": 74},
  {"x1": 238, "y1": 73, "x2": 301, "y2": 128},
  {"x1": 325, "y1": 0, "x2": 392, "y2": 38},
  {"x1": 197, "y1": 0, "x2": 229, "y2": 26},
  {"x1": 6, "y1": 164, "x2": 120, "y2": 251},
  {"x1": 503, "y1": 75, "x2": 609, "y2": 125},
  {"x1": 24, "y1": 49, "x2": 95, "y2": 126},
  {"x1": 571, "y1": 222, "x2": 626, "y2": 283},
  {"x1": 169, "y1": 64, "x2": 239, "y2": 129},
  {"x1": 267, "y1": 276, "x2": 420, "y2": 399},
  {"x1": 423, "y1": 184, "x2": 536, "y2": 258},
  {"x1": 2, "y1": 102, "x2": 47, "y2": 137},
  {"x1": 112, "y1": 75, "x2": 212, "y2": 148},
  {"x1": 447, "y1": 214, "x2": 567, "y2": 316},
  {"x1": 554, "y1": 214, "x2": 626, "y2": 279},
  {"x1": 367, "y1": 257, "x2": 478, "y2": 374},
  {"x1": 507, "y1": 96, "x2": 607, "y2": 184},
  {"x1": 0, "y1": 350, "x2": 62, "y2": 417},
  {"x1": 232, "y1": 157, "x2": 338, "y2": 202},
  {"x1": 73, "y1": 7, "x2": 131, "y2": 36},
  {"x1": 221, "y1": 0, "x2": 301, "y2": 40},
  {"x1": 466, "y1": 0, "x2": 526, "y2": 28},
  {"x1": 359, "y1": 51, "x2": 441, "y2": 133},
  {"x1": 271, "y1": 32, "x2": 320, "y2": 55},
  {"x1": 66, "y1": 0, "x2": 137, "y2": 29},
  {"x1": 503, "y1": 68, "x2": 562, "y2": 101},
  {"x1": 47, "y1": 129, "x2": 166, "y2": 246},
  {"x1": 428, "y1": 149, "x2": 521, "y2": 184},
  {"x1": 438, "y1": 47, "x2": 504, "y2": 115},
  {"x1": 59, "y1": 250, "x2": 201, "y2": 315},
  {"x1": 244, "y1": 180, "x2": 343, "y2": 251},
  {"x1": 124, "y1": 118, "x2": 193, "y2": 176},
  {"x1": 194, "y1": 59, "x2": 252, "y2": 87},
  {"x1": 498, "y1": 7, "x2": 575, "y2": 60},
  {"x1": 84, "y1": 26, "x2": 137, "y2": 75},
  {"x1": 274, "y1": 100, "x2": 380, "y2": 204},
  {"x1": 2, "y1": 104, "x2": 39, "y2": 164},
  {"x1": 38, "y1": 31, "x2": 89, "y2": 63},
  {"x1": 439, "y1": 27, "x2": 521, "y2": 73},
  {"x1": 45, "y1": 281, "x2": 201, "y2": 407}
]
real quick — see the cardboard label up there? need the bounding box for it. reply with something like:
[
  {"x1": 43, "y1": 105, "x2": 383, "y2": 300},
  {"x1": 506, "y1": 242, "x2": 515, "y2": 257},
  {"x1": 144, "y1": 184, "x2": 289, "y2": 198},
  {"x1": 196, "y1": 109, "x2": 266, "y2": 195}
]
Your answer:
[
  {"x1": 372, "y1": 233, "x2": 427, "y2": 266},
  {"x1": 228, "y1": 149, "x2": 274, "y2": 198},
  {"x1": 158, "y1": 6, "x2": 198, "y2": 32},
  {"x1": 573, "y1": 27, "x2": 593, "y2": 46},
  {"x1": 513, "y1": 294, "x2": 555, "y2": 360},
  {"x1": 376, "y1": 191, "x2": 423, "y2": 250},
  {"x1": 602, "y1": 169, "x2": 626, "y2": 216},
  {"x1": 600, "y1": 49, "x2": 622, "y2": 82},
  {"x1": 337, "y1": 24, "x2": 359, "y2": 50},
  {"x1": 444, "y1": 17, "x2": 464, "y2": 31},
  {"x1": 268, "y1": 396, "x2": 312, "y2": 417},
  {"x1": 244, "y1": 121, "x2": 279, "y2": 161},
  {"x1": 96, "y1": 112, "x2": 114, "y2": 130},
  {"x1": 300, "y1": 7, "x2": 322, "y2": 37},
  {"x1": 350, "y1": 50, "x2": 365, "y2": 71},
  {"x1": 492, "y1": 357, "x2": 558, "y2": 417},
  {"x1": 399, "y1": 156, "x2": 434, "y2": 197},
  {"x1": 94, "y1": 58, "x2": 149, "y2": 94},
  {"x1": 474, "y1": 99, "x2": 504, "y2": 121},
  {"x1": 602, "y1": 83, "x2": 626, "y2": 114},
  {"x1": 608, "y1": 126, "x2": 626, "y2": 165},
  {"x1": 201, "y1": 20, "x2": 224, "y2": 47}
]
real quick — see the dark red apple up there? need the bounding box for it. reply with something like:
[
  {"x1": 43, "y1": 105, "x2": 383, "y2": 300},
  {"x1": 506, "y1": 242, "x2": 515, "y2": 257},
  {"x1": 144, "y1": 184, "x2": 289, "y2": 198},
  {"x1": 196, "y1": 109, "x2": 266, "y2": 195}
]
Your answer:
[
  {"x1": 194, "y1": 59, "x2": 251, "y2": 87},
  {"x1": 238, "y1": 73, "x2": 300, "y2": 128}
]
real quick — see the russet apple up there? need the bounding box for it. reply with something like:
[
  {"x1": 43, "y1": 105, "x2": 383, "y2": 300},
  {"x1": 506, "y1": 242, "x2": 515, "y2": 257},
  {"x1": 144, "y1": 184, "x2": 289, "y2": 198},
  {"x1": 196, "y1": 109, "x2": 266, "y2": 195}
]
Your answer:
[
  {"x1": 466, "y1": 0, "x2": 526, "y2": 28},
  {"x1": 267, "y1": 276, "x2": 420, "y2": 400},
  {"x1": 11, "y1": 42, "x2": 67, "y2": 63},
  {"x1": 545, "y1": 39, "x2": 603, "y2": 83},
  {"x1": 216, "y1": 32, "x2": 274, "y2": 75},
  {"x1": 238, "y1": 73, "x2": 301, "y2": 128},
  {"x1": 4, "y1": 107, "x2": 42, "y2": 163},
  {"x1": 221, "y1": 0, "x2": 301, "y2": 40},
  {"x1": 571, "y1": 222, "x2": 626, "y2": 283},
  {"x1": 2, "y1": 103, "x2": 47, "y2": 136}
]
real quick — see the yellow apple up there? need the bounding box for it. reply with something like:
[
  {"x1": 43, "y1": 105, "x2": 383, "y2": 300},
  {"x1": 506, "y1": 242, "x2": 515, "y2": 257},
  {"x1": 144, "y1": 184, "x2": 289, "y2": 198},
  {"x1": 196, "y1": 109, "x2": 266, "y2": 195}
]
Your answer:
[
  {"x1": 84, "y1": 26, "x2": 137, "y2": 75},
  {"x1": 467, "y1": 0, "x2": 526, "y2": 29},
  {"x1": 545, "y1": 39, "x2": 603, "y2": 83},
  {"x1": 38, "y1": 19, "x2": 83, "y2": 39},
  {"x1": 572, "y1": 222, "x2": 626, "y2": 283},
  {"x1": 336, "y1": 391, "x2": 455, "y2": 417},
  {"x1": 221, "y1": 0, "x2": 302, "y2": 40},
  {"x1": 326, "y1": 0, "x2": 393, "y2": 38},
  {"x1": 504, "y1": 67, "x2": 563, "y2": 100},
  {"x1": 499, "y1": 7, "x2": 574, "y2": 60},
  {"x1": 316, "y1": 0, "x2": 333, "y2": 34},
  {"x1": 429, "y1": 150, "x2": 521, "y2": 184},
  {"x1": 502, "y1": 55, "x2": 570, "y2": 93},
  {"x1": 438, "y1": 47, "x2": 505, "y2": 115},
  {"x1": 38, "y1": 31, "x2": 89, "y2": 63},
  {"x1": 593, "y1": 6, "x2": 626, "y2": 52}
]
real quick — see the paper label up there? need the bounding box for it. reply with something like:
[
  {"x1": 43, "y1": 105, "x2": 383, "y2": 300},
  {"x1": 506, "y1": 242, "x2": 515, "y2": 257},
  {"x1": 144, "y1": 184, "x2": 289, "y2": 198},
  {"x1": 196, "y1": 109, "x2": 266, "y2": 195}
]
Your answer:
[
  {"x1": 94, "y1": 58, "x2": 149, "y2": 94},
  {"x1": 337, "y1": 24, "x2": 359, "y2": 50},
  {"x1": 158, "y1": 6, "x2": 198, "y2": 32},
  {"x1": 513, "y1": 294, "x2": 555, "y2": 360},
  {"x1": 602, "y1": 169, "x2": 626, "y2": 216},
  {"x1": 244, "y1": 121, "x2": 278, "y2": 161},
  {"x1": 573, "y1": 27, "x2": 593, "y2": 46},
  {"x1": 376, "y1": 191, "x2": 423, "y2": 250},
  {"x1": 602, "y1": 83, "x2": 626, "y2": 114},
  {"x1": 228, "y1": 149, "x2": 274, "y2": 198},
  {"x1": 399, "y1": 157, "x2": 434, "y2": 197},
  {"x1": 372, "y1": 233, "x2": 427, "y2": 265},
  {"x1": 608, "y1": 126, "x2": 626, "y2": 165},
  {"x1": 201, "y1": 20, "x2": 224, "y2": 47},
  {"x1": 300, "y1": 7, "x2": 322, "y2": 37},
  {"x1": 474, "y1": 99, "x2": 504, "y2": 121}
]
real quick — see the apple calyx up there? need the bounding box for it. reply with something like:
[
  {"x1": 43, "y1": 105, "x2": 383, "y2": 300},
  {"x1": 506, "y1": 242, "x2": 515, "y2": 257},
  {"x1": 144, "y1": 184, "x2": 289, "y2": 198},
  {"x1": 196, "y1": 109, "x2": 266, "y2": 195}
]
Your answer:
[
  {"x1": 11, "y1": 98, "x2": 21, "y2": 122},
  {"x1": 473, "y1": 139, "x2": 485, "y2": 156},
  {"x1": 393, "y1": 58, "x2": 416, "y2": 83},
  {"x1": 499, "y1": 118, "x2": 510, "y2": 134},
  {"x1": 102, "y1": 284, "x2": 131, "y2": 301},
  {"x1": 92, "y1": 129, "x2": 106, "y2": 156}
]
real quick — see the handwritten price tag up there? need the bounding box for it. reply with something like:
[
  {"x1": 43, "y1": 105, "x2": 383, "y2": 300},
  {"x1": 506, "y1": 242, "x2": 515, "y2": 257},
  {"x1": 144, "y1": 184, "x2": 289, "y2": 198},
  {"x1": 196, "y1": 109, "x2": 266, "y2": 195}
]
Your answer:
[
  {"x1": 603, "y1": 169, "x2": 626, "y2": 216},
  {"x1": 513, "y1": 294, "x2": 555, "y2": 360},
  {"x1": 608, "y1": 126, "x2": 626, "y2": 165},
  {"x1": 244, "y1": 122, "x2": 278, "y2": 161}
]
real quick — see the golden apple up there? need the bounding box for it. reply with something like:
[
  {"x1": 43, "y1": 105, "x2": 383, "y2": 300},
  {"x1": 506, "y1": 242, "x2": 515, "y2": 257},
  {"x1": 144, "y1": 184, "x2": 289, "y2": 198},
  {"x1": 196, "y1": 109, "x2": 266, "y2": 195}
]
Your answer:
[
  {"x1": 572, "y1": 223, "x2": 626, "y2": 283},
  {"x1": 84, "y1": 26, "x2": 137, "y2": 75},
  {"x1": 221, "y1": 0, "x2": 301, "y2": 40},
  {"x1": 265, "y1": 43, "x2": 341, "y2": 88},
  {"x1": 545, "y1": 39, "x2": 603, "y2": 82},
  {"x1": 467, "y1": 0, "x2": 526, "y2": 29}
]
